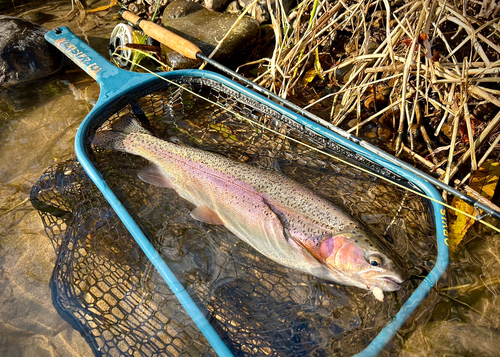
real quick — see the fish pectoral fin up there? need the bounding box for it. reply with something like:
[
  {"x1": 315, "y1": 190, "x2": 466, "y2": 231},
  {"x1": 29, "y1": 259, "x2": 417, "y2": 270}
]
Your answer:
[
  {"x1": 285, "y1": 232, "x2": 320, "y2": 264},
  {"x1": 190, "y1": 205, "x2": 224, "y2": 225},
  {"x1": 300, "y1": 247, "x2": 321, "y2": 265},
  {"x1": 138, "y1": 164, "x2": 174, "y2": 188},
  {"x1": 261, "y1": 197, "x2": 322, "y2": 264}
]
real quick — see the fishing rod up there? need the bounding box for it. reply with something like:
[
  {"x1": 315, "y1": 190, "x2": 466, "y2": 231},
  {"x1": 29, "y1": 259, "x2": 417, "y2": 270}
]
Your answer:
[
  {"x1": 106, "y1": 46, "x2": 500, "y2": 234},
  {"x1": 120, "y1": 10, "x2": 500, "y2": 224}
]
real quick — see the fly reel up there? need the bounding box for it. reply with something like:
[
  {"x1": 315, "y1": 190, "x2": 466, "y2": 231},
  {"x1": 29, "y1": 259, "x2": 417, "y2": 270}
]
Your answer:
[{"x1": 109, "y1": 23, "x2": 153, "y2": 68}]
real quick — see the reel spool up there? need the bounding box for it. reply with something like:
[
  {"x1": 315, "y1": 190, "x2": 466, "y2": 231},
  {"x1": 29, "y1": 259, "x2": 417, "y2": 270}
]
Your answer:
[{"x1": 109, "y1": 23, "x2": 153, "y2": 68}]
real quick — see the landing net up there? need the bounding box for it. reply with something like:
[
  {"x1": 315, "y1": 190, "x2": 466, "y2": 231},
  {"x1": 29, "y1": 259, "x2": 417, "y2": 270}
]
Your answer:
[{"x1": 31, "y1": 75, "x2": 437, "y2": 356}]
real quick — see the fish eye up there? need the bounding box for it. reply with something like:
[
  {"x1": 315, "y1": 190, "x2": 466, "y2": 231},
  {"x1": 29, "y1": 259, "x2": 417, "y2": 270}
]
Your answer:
[{"x1": 368, "y1": 254, "x2": 383, "y2": 267}]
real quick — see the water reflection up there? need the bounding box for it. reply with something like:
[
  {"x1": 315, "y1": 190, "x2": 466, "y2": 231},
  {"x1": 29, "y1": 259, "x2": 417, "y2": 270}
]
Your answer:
[{"x1": 0, "y1": 2, "x2": 117, "y2": 354}]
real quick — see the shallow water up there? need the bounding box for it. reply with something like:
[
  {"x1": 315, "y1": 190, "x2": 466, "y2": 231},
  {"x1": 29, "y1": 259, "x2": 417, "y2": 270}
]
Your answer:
[
  {"x1": 0, "y1": 1, "x2": 117, "y2": 355},
  {"x1": 1, "y1": 1, "x2": 500, "y2": 357},
  {"x1": 28, "y1": 72, "x2": 437, "y2": 357},
  {"x1": 0, "y1": 77, "x2": 94, "y2": 356}
]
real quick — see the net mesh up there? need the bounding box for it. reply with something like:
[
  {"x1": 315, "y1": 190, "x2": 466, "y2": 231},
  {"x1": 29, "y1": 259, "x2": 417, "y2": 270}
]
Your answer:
[{"x1": 31, "y1": 74, "x2": 437, "y2": 356}]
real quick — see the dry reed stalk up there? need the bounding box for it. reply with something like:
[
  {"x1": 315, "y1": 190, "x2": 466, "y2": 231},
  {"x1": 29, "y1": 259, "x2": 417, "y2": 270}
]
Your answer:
[
  {"x1": 247, "y1": 0, "x2": 500, "y2": 193},
  {"x1": 347, "y1": 99, "x2": 402, "y2": 133},
  {"x1": 304, "y1": 73, "x2": 403, "y2": 111},
  {"x1": 477, "y1": 87, "x2": 500, "y2": 96},
  {"x1": 395, "y1": 0, "x2": 429, "y2": 153},
  {"x1": 462, "y1": 58, "x2": 478, "y2": 171},
  {"x1": 408, "y1": 47, "x2": 423, "y2": 149},
  {"x1": 469, "y1": 86, "x2": 500, "y2": 107},
  {"x1": 332, "y1": 25, "x2": 406, "y2": 124},
  {"x1": 446, "y1": 110, "x2": 500, "y2": 180},
  {"x1": 458, "y1": 133, "x2": 500, "y2": 186},
  {"x1": 364, "y1": 63, "x2": 406, "y2": 73},
  {"x1": 402, "y1": 145, "x2": 500, "y2": 212},
  {"x1": 442, "y1": 108, "x2": 462, "y2": 189}
]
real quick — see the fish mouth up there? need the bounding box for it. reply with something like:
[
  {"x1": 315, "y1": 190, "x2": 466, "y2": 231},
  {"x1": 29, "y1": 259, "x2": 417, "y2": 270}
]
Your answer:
[
  {"x1": 378, "y1": 273, "x2": 404, "y2": 292},
  {"x1": 361, "y1": 270, "x2": 404, "y2": 291}
]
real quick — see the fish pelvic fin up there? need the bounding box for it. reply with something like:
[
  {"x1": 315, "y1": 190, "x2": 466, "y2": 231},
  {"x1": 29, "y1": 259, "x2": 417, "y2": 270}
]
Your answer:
[
  {"x1": 138, "y1": 164, "x2": 174, "y2": 188},
  {"x1": 190, "y1": 205, "x2": 225, "y2": 225}
]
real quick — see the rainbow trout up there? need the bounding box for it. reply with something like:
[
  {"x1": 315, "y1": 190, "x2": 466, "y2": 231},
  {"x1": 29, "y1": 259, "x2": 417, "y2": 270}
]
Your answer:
[{"x1": 93, "y1": 116, "x2": 403, "y2": 300}]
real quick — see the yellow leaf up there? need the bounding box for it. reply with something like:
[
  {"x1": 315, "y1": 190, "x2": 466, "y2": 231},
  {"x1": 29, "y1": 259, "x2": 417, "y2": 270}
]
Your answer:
[
  {"x1": 314, "y1": 47, "x2": 324, "y2": 80},
  {"x1": 447, "y1": 160, "x2": 499, "y2": 252},
  {"x1": 448, "y1": 198, "x2": 475, "y2": 252},
  {"x1": 469, "y1": 160, "x2": 500, "y2": 200},
  {"x1": 302, "y1": 68, "x2": 317, "y2": 86},
  {"x1": 303, "y1": 48, "x2": 324, "y2": 86}
]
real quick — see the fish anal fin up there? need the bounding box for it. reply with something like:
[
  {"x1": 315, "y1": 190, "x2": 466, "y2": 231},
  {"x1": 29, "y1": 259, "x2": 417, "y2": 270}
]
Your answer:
[
  {"x1": 138, "y1": 164, "x2": 174, "y2": 188},
  {"x1": 190, "y1": 205, "x2": 224, "y2": 225}
]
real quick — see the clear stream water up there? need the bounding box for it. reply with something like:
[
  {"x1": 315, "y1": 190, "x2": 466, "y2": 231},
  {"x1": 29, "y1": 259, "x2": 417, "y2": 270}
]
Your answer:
[{"x1": 1, "y1": 1, "x2": 500, "y2": 356}]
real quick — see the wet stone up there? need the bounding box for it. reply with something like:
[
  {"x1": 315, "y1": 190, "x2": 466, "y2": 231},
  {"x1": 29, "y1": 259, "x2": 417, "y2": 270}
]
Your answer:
[
  {"x1": 225, "y1": 1, "x2": 242, "y2": 14},
  {"x1": 0, "y1": 16, "x2": 64, "y2": 92},
  {"x1": 161, "y1": 0, "x2": 260, "y2": 69},
  {"x1": 20, "y1": 10, "x2": 55, "y2": 24},
  {"x1": 402, "y1": 320, "x2": 500, "y2": 357}
]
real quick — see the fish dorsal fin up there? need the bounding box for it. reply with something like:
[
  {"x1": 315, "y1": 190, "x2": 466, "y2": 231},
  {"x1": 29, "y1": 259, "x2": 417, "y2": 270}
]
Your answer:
[
  {"x1": 138, "y1": 164, "x2": 174, "y2": 188},
  {"x1": 190, "y1": 205, "x2": 224, "y2": 225}
]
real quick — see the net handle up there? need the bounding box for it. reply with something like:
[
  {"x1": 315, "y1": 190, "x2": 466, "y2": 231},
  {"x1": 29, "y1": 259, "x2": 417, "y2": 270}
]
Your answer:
[{"x1": 120, "y1": 10, "x2": 201, "y2": 60}]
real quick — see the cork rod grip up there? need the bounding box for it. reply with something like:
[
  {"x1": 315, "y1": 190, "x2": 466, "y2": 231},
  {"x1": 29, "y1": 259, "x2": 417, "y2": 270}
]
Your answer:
[{"x1": 121, "y1": 10, "x2": 201, "y2": 60}]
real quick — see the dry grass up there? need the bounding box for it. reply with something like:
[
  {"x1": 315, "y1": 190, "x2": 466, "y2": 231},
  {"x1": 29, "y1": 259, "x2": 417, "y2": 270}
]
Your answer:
[{"x1": 251, "y1": 0, "x2": 500, "y2": 194}]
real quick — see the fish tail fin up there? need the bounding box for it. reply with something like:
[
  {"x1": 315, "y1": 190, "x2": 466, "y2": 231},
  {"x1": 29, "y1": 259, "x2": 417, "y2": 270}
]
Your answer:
[
  {"x1": 112, "y1": 114, "x2": 152, "y2": 135},
  {"x1": 92, "y1": 115, "x2": 152, "y2": 151},
  {"x1": 92, "y1": 130, "x2": 129, "y2": 152}
]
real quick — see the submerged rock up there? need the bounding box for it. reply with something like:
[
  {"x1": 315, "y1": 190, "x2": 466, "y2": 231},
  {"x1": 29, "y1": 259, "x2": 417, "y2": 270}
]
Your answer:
[
  {"x1": 402, "y1": 320, "x2": 500, "y2": 357},
  {"x1": 0, "y1": 16, "x2": 64, "y2": 92},
  {"x1": 161, "y1": 0, "x2": 260, "y2": 69},
  {"x1": 20, "y1": 10, "x2": 55, "y2": 24}
]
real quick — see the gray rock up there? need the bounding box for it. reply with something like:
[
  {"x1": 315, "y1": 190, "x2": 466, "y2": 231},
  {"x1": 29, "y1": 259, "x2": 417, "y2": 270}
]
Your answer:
[
  {"x1": 205, "y1": 0, "x2": 233, "y2": 12},
  {"x1": 238, "y1": 0, "x2": 295, "y2": 23},
  {"x1": 161, "y1": 0, "x2": 260, "y2": 69},
  {"x1": 0, "y1": 16, "x2": 64, "y2": 92},
  {"x1": 225, "y1": 1, "x2": 242, "y2": 14}
]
